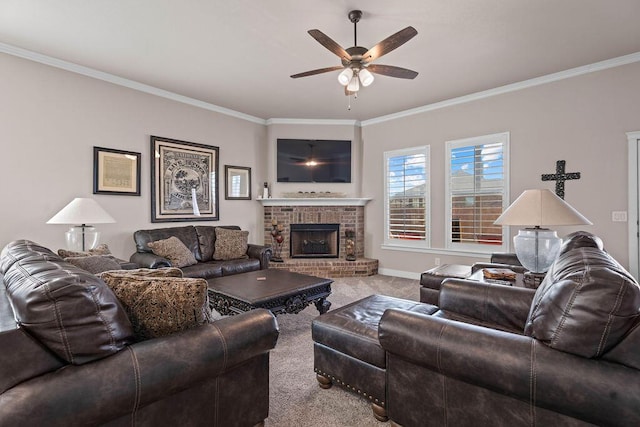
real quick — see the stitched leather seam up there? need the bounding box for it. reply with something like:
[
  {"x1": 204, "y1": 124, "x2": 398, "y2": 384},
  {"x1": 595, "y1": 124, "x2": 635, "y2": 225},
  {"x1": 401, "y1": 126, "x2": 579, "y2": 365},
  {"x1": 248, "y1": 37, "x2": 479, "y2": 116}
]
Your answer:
[
  {"x1": 550, "y1": 264, "x2": 586, "y2": 347},
  {"x1": 212, "y1": 322, "x2": 228, "y2": 371},
  {"x1": 436, "y1": 322, "x2": 448, "y2": 426},
  {"x1": 128, "y1": 347, "x2": 141, "y2": 427},
  {"x1": 597, "y1": 277, "x2": 627, "y2": 355}
]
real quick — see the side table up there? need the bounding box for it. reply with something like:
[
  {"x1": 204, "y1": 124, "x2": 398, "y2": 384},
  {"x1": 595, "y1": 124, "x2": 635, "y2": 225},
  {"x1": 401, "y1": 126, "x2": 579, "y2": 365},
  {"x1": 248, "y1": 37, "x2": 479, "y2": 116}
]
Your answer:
[{"x1": 467, "y1": 269, "x2": 545, "y2": 290}]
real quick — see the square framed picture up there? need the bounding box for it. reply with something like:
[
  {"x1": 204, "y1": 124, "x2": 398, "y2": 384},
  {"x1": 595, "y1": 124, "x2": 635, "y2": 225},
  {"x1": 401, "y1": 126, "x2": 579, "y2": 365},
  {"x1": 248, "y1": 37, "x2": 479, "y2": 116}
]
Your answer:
[
  {"x1": 150, "y1": 135, "x2": 219, "y2": 222},
  {"x1": 93, "y1": 146, "x2": 141, "y2": 196},
  {"x1": 225, "y1": 165, "x2": 251, "y2": 200}
]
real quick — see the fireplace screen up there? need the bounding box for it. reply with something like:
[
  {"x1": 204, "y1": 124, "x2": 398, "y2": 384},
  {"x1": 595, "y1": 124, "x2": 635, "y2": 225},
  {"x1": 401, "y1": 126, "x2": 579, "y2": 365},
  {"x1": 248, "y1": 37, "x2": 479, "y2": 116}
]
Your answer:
[{"x1": 290, "y1": 223, "x2": 340, "y2": 258}]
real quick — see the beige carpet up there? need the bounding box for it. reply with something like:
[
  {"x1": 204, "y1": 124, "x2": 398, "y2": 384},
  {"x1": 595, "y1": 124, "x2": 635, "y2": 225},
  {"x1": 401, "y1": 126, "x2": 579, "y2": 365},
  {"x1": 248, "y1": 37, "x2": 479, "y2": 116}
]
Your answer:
[{"x1": 264, "y1": 275, "x2": 420, "y2": 426}]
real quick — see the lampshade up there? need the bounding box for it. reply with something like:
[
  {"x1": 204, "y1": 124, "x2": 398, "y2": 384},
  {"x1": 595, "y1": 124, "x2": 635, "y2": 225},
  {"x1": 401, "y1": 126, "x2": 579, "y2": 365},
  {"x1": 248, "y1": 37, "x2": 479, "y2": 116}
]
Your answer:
[
  {"x1": 47, "y1": 198, "x2": 115, "y2": 251},
  {"x1": 494, "y1": 189, "x2": 592, "y2": 226},
  {"x1": 347, "y1": 75, "x2": 360, "y2": 92},
  {"x1": 494, "y1": 189, "x2": 591, "y2": 273},
  {"x1": 359, "y1": 68, "x2": 375, "y2": 87},
  {"x1": 338, "y1": 68, "x2": 354, "y2": 86}
]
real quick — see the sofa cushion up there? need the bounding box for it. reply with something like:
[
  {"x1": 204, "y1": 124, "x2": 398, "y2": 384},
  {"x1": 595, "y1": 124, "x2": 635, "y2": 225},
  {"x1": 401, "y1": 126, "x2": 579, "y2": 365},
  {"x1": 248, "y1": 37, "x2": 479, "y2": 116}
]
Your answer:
[
  {"x1": 0, "y1": 240, "x2": 135, "y2": 364},
  {"x1": 148, "y1": 236, "x2": 198, "y2": 268},
  {"x1": 525, "y1": 246, "x2": 640, "y2": 357},
  {"x1": 99, "y1": 271, "x2": 211, "y2": 340},
  {"x1": 213, "y1": 227, "x2": 249, "y2": 261},
  {"x1": 57, "y1": 243, "x2": 112, "y2": 258},
  {"x1": 64, "y1": 255, "x2": 123, "y2": 274},
  {"x1": 181, "y1": 262, "x2": 224, "y2": 279}
]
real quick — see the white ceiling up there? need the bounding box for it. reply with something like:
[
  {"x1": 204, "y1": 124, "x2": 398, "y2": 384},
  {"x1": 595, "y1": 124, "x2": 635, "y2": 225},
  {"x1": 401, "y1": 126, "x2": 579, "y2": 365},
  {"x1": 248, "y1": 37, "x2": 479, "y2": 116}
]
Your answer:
[{"x1": 2, "y1": 1, "x2": 640, "y2": 121}]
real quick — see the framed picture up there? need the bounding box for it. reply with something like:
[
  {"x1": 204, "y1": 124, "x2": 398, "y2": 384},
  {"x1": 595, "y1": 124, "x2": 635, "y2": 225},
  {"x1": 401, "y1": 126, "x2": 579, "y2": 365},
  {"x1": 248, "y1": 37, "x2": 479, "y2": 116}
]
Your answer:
[
  {"x1": 150, "y1": 135, "x2": 219, "y2": 222},
  {"x1": 93, "y1": 146, "x2": 141, "y2": 196},
  {"x1": 225, "y1": 165, "x2": 252, "y2": 200}
]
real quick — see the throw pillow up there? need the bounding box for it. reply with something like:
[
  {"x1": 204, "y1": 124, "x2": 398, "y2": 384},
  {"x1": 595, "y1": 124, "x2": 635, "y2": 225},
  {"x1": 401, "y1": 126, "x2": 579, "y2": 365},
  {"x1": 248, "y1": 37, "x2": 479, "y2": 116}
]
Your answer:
[
  {"x1": 100, "y1": 271, "x2": 211, "y2": 340},
  {"x1": 64, "y1": 255, "x2": 123, "y2": 274},
  {"x1": 1, "y1": 240, "x2": 134, "y2": 364},
  {"x1": 58, "y1": 243, "x2": 112, "y2": 258},
  {"x1": 213, "y1": 227, "x2": 249, "y2": 261},
  {"x1": 524, "y1": 247, "x2": 640, "y2": 358},
  {"x1": 147, "y1": 236, "x2": 197, "y2": 268},
  {"x1": 99, "y1": 267, "x2": 184, "y2": 279}
]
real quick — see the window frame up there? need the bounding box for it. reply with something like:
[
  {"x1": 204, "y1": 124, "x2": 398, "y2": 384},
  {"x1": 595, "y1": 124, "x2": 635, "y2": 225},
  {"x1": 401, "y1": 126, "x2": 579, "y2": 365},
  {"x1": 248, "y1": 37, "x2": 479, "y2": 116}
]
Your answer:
[
  {"x1": 445, "y1": 132, "x2": 510, "y2": 253},
  {"x1": 383, "y1": 145, "x2": 431, "y2": 249}
]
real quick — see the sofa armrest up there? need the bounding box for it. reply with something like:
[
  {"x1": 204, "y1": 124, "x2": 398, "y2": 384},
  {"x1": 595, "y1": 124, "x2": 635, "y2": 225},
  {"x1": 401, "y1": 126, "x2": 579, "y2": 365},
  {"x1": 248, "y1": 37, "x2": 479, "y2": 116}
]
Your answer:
[
  {"x1": 129, "y1": 252, "x2": 172, "y2": 269},
  {"x1": 438, "y1": 278, "x2": 535, "y2": 332},
  {"x1": 0, "y1": 309, "x2": 279, "y2": 426},
  {"x1": 247, "y1": 244, "x2": 272, "y2": 269},
  {"x1": 379, "y1": 310, "x2": 640, "y2": 426}
]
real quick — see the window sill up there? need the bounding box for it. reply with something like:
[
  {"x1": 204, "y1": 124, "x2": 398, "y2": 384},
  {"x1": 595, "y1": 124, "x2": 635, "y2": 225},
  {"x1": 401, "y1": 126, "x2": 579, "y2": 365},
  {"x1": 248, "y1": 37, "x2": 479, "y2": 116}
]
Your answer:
[{"x1": 381, "y1": 244, "x2": 493, "y2": 259}]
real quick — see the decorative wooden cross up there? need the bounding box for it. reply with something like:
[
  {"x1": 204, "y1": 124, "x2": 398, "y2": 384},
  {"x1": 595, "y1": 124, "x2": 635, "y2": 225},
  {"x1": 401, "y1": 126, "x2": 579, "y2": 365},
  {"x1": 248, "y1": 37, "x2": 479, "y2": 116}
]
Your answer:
[{"x1": 541, "y1": 160, "x2": 581, "y2": 199}]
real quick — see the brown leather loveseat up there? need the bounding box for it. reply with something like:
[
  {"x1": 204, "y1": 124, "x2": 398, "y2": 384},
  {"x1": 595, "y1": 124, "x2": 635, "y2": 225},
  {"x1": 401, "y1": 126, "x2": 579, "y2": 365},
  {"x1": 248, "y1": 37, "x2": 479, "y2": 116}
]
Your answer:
[
  {"x1": 379, "y1": 232, "x2": 640, "y2": 426},
  {"x1": 130, "y1": 225, "x2": 271, "y2": 279},
  {"x1": 0, "y1": 240, "x2": 279, "y2": 426}
]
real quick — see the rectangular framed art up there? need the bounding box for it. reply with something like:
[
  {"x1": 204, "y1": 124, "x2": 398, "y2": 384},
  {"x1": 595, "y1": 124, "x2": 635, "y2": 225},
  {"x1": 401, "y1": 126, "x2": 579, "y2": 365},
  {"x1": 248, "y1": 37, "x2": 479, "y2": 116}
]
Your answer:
[
  {"x1": 225, "y1": 165, "x2": 251, "y2": 200},
  {"x1": 93, "y1": 146, "x2": 141, "y2": 196},
  {"x1": 150, "y1": 135, "x2": 219, "y2": 222}
]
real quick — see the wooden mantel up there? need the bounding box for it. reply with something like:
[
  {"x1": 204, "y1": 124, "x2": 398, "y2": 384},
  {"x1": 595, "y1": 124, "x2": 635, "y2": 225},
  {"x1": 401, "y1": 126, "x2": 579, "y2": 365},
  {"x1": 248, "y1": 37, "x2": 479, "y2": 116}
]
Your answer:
[{"x1": 258, "y1": 198, "x2": 372, "y2": 207}]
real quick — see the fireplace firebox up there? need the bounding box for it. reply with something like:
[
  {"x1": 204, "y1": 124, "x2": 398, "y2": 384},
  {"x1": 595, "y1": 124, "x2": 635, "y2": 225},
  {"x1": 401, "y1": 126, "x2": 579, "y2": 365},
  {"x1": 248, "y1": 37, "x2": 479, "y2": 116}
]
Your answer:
[{"x1": 290, "y1": 223, "x2": 340, "y2": 258}]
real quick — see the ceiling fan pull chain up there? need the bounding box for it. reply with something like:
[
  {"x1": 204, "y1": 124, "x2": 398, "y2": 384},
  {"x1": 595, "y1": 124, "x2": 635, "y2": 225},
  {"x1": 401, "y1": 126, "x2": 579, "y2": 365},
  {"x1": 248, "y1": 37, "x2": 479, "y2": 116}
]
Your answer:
[{"x1": 347, "y1": 94, "x2": 351, "y2": 110}]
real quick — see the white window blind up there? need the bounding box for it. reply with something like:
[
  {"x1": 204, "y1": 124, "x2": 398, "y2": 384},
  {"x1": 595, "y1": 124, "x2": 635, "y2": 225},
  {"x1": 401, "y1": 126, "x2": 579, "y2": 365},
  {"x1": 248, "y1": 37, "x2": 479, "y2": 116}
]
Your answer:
[
  {"x1": 446, "y1": 133, "x2": 509, "y2": 252},
  {"x1": 384, "y1": 146, "x2": 430, "y2": 247}
]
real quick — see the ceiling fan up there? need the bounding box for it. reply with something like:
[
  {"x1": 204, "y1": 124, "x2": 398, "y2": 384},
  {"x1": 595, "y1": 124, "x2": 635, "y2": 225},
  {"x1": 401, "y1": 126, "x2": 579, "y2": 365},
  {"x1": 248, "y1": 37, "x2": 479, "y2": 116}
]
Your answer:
[{"x1": 291, "y1": 10, "x2": 418, "y2": 96}]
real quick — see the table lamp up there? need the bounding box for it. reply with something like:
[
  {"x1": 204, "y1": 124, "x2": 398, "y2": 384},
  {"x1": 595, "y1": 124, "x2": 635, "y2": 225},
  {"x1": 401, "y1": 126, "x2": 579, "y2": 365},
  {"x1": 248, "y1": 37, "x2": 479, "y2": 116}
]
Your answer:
[
  {"x1": 493, "y1": 189, "x2": 592, "y2": 273},
  {"x1": 47, "y1": 198, "x2": 116, "y2": 251}
]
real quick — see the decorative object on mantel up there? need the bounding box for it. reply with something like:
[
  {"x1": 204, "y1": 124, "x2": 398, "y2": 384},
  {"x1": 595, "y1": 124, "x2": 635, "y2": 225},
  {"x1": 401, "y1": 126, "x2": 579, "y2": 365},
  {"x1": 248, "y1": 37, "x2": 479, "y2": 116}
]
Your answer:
[
  {"x1": 270, "y1": 219, "x2": 285, "y2": 262},
  {"x1": 282, "y1": 191, "x2": 347, "y2": 198},
  {"x1": 262, "y1": 182, "x2": 270, "y2": 199},
  {"x1": 541, "y1": 160, "x2": 581, "y2": 199},
  {"x1": 345, "y1": 229, "x2": 356, "y2": 261}
]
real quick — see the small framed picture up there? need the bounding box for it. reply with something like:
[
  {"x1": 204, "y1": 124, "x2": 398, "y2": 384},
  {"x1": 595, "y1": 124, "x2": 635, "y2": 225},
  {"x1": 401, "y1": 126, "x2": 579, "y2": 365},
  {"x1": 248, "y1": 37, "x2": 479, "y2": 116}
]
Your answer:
[
  {"x1": 225, "y1": 165, "x2": 252, "y2": 200},
  {"x1": 93, "y1": 146, "x2": 141, "y2": 196}
]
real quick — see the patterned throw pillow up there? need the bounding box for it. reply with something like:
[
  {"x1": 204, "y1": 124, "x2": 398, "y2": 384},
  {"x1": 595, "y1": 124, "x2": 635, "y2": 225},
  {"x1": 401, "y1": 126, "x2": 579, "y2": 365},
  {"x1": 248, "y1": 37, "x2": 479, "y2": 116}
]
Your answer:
[
  {"x1": 100, "y1": 271, "x2": 212, "y2": 341},
  {"x1": 213, "y1": 227, "x2": 249, "y2": 261},
  {"x1": 100, "y1": 267, "x2": 184, "y2": 279},
  {"x1": 58, "y1": 243, "x2": 112, "y2": 258},
  {"x1": 147, "y1": 236, "x2": 197, "y2": 268},
  {"x1": 64, "y1": 255, "x2": 123, "y2": 274}
]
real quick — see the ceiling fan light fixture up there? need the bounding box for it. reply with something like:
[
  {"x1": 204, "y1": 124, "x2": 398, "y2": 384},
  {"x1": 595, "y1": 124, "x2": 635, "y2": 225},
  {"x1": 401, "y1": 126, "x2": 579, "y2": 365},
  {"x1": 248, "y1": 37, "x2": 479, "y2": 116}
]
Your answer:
[
  {"x1": 337, "y1": 68, "x2": 353, "y2": 86},
  {"x1": 347, "y1": 75, "x2": 360, "y2": 92},
  {"x1": 359, "y1": 68, "x2": 374, "y2": 87}
]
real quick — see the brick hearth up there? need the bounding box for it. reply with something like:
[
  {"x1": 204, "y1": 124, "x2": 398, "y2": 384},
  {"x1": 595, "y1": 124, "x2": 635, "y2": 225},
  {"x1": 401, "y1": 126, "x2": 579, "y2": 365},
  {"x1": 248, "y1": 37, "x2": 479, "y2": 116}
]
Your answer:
[{"x1": 260, "y1": 198, "x2": 378, "y2": 277}]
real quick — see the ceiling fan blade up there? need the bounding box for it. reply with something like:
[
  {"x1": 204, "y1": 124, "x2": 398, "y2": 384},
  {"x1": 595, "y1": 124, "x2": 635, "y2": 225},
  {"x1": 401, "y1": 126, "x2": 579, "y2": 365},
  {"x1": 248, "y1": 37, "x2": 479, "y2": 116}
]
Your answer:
[
  {"x1": 367, "y1": 64, "x2": 418, "y2": 79},
  {"x1": 308, "y1": 29, "x2": 352, "y2": 60},
  {"x1": 363, "y1": 26, "x2": 418, "y2": 63},
  {"x1": 291, "y1": 65, "x2": 344, "y2": 79}
]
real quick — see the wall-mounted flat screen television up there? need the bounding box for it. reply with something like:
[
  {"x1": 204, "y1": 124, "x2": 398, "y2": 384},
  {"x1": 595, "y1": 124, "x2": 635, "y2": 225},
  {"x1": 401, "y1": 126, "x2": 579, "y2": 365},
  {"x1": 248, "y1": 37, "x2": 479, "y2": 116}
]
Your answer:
[{"x1": 277, "y1": 139, "x2": 352, "y2": 183}]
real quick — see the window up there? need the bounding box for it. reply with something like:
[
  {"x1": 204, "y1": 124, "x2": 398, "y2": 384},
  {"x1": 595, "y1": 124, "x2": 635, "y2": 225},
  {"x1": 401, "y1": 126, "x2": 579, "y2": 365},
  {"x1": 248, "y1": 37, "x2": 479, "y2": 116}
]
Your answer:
[
  {"x1": 384, "y1": 146, "x2": 430, "y2": 247},
  {"x1": 446, "y1": 133, "x2": 509, "y2": 252}
]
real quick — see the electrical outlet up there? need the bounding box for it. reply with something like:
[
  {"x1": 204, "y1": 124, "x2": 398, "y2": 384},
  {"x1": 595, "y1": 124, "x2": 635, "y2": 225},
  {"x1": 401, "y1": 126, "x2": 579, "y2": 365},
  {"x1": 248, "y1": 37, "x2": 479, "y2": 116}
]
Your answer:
[
  {"x1": 434, "y1": 257, "x2": 441, "y2": 266},
  {"x1": 612, "y1": 211, "x2": 628, "y2": 222}
]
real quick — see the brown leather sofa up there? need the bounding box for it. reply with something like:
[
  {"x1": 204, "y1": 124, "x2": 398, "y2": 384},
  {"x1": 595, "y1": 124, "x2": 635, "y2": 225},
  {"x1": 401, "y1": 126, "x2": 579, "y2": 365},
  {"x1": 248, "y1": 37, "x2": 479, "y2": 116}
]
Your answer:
[
  {"x1": 130, "y1": 225, "x2": 271, "y2": 279},
  {"x1": 0, "y1": 240, "x2": 279, "y2": 426},
  {"x1": 379, "y1": 232, "x2": 640, "y2": 426}
]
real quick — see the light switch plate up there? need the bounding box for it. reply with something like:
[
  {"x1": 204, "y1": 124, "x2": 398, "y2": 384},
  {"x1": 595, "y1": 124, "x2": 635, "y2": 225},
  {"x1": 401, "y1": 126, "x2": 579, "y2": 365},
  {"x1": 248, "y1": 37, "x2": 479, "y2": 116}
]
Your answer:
[{"x1": 612, "y1": 211, "x2": 628, "y2": 222}]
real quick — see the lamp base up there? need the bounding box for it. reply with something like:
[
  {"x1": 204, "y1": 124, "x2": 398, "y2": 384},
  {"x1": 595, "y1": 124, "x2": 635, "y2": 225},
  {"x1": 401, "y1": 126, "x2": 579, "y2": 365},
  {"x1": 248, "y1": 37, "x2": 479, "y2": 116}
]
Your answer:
[
  {"x1": 513, "y1": 228, "x2": 562, "y2": 273},
  {"x1": 65, "y1": 225, "x2": 100, "y2": 252}
]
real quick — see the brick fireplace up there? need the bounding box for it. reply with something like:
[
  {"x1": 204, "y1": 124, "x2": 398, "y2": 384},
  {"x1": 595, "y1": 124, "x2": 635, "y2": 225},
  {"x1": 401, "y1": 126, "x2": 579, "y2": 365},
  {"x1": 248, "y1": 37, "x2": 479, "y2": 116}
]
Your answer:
[{"x1": 260, "y1": 198, "x2": 378, "y2": 277}]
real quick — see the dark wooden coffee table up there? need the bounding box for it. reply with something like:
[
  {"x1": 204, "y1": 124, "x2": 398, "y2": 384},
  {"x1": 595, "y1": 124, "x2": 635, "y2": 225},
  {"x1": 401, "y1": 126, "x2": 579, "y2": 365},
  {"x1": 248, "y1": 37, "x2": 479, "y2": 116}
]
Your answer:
[{"x1": 206, "y1": 269, "x2": 332, "y2": 316}]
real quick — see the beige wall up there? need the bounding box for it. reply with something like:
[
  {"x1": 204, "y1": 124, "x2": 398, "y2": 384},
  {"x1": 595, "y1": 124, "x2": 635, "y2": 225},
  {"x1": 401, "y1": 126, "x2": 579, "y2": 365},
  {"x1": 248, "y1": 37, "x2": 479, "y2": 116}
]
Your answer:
[
  {"x1": 362, "y1": 61, "x2": 640, "y2": 276},
  {"x1": 2, "y1": 51, "x2": 638, "y2": 276},
  {"x1": 0, "y1": 53, "x2": 267, "y2": 260}
]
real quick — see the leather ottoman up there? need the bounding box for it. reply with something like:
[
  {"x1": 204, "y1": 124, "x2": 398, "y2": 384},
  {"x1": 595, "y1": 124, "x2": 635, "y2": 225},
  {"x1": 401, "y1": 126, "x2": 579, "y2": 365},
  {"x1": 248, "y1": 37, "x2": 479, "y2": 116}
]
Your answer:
[{"x1": 312, "y1": 294, "x2": 438, "y2": 422}]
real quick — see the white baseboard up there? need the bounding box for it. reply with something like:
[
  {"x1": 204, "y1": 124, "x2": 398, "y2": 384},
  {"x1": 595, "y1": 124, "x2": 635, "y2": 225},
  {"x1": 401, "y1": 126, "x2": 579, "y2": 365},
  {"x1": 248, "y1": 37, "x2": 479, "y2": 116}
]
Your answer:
[{"x1": 378, "y1": 268, "x2": 421, "y2": 280}]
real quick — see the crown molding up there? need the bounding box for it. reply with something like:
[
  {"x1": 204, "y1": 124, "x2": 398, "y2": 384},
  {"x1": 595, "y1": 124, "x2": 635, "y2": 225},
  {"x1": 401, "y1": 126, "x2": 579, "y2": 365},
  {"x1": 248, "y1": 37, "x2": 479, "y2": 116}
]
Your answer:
[
  {"x1": 266, "y1": 118, "x2": 360, "y2": 126},
  {"x1": 0, "y1": 42, "x2": 267, "y2": 125},
  {"x1": 361, "y1": 51, "x2": 640, "y2": 127}
]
